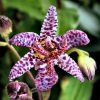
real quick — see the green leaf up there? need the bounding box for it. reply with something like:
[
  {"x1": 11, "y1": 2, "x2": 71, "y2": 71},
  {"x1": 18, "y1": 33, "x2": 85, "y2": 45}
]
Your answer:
[
  {"x1": 2, "y1": 0, "x2": 44, "y2": 20},
  {"x1": 79, "y1": 8, "x2": 100, "y2": 37},
  {"x1": 58, "y1": 8, "x2": 79, "y2": 35},
  {"x1": 38, "y1": 0, "x2": 51, "y2": 13},
  {"x1": 16, "y1": 17, "x2": 36, "y2": 32},
  {"x1": 63, "y1": 1, "x2": 100, "y2": 38},
  {"x1": 93, "y1": 3, "x2": 100, "y2": 16},
  {"x1": 59, "y1": 77, "x2": 93, "y2": 100}
]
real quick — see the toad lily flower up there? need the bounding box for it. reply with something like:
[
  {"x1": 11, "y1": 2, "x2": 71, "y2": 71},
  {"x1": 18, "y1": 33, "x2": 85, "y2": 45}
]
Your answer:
[{"x1": 9, "y1": 6, "x2": 90, "y2": 91}]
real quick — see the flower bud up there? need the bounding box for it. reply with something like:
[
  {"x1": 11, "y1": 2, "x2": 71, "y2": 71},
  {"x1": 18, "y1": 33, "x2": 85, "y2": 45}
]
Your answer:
[
  {"x1": 0, "y1": 15, "x2": 12, "y2": 38},
  {"x1": 78, "y1": 55, "x2": 96, "y2": 80},
  {"x1": 7, "y1": 81, "x2": 33, "y2": 100}
]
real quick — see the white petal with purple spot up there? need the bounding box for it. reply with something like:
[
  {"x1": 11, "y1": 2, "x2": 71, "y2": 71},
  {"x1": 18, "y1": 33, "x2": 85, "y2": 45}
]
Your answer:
[
  {"x1": 63, "y1": 30, "x2": 90, "y2": 49},
  {"x1": 40, "y1": 5, "x2": 58, "y2": 36},
  {"x1": 9, "y1": 32, "x2": 38, "y2": 47},
  {"x1": 35, "y1": 61, "x2": 58, "y2": 91},
  {"x1": 9, "y1": 50, "x2": 37, "y2": 81},
  {"x1": 57, "y1": 53, "x2": 84, "y2": 82}
]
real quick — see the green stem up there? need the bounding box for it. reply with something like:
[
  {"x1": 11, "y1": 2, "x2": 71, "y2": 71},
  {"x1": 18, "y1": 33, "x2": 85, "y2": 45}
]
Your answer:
[
  {"x1": 42, "y1": 90, "x2": 51, "y2": 100},
  {"x1": 67, "y1": 48, "x2": 89, "y2": 56},
  {"x1": 0, "y1": 41, "x2": 8, "y2": 46},
  {"x1": 7, "y1": 44, "x2": 20, "y2": 59}
]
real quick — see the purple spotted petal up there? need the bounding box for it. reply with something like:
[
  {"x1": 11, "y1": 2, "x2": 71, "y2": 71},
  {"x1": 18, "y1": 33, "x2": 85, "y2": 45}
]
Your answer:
[
  {"x1": 9, "y1": 50, "x2": 37, "y2": 81},
  {"x1": 35, "y1": 60, "x2": 58, "y2": 91},
  {"x1": 9, "y1": 32, "x2": 38, "y2": 47},
  {"x1": 57, "y1": 54, "x2": 84, "y2": 82},
  {"x1": 63, "y1": 30, "x2": 90, "y2": 49},
  {"x1": 40, "y1": 5, "x2": 58, "y2": 36}
]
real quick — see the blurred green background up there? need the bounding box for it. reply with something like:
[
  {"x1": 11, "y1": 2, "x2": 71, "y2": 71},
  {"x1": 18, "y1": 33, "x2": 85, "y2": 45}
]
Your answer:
[{"x1": 0, "y1": 0, "x2": 100, "y2": 100}]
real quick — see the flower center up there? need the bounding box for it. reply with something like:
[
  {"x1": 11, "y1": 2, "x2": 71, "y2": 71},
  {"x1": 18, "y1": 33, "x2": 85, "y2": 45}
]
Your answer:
[
  {"x1": 34, "y1": 38, "x2": 59, "y2": 59},
  {"x1": 33, "y1": 36, "x2": 68, "y2": 60}
]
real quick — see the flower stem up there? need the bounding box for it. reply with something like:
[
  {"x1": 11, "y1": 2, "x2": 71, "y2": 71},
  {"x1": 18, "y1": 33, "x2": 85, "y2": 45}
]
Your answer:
[
  {"x1": 7, "y1": 43, "x2": 42, "y2": 100},
  {"x1": 7, "y1": 44, "x2": 20, "y2": 59},
  {"x1": 67, "y1": 48, "x2": 89, "y2": 56},
  {"x1": 42, "y1": 90, "x2": 51, "y2": 100},
  {"x1": 0, "y1": 41, "x2": 8, "y2": 46}
]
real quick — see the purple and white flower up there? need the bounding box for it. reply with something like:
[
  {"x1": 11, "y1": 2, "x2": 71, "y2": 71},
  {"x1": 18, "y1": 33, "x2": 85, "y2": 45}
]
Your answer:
[
  {"x1": 7, "y1": 81, "x2": 32, "y2": 100},
  {"x1": 9, "y1": 6, "x2": 90, "y2": 91}
]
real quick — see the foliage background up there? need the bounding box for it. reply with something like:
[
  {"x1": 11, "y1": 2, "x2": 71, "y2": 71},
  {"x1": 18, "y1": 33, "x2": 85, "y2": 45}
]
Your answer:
[{"x1": 0, "y1": 0, "x2": 100, "y2": 100}]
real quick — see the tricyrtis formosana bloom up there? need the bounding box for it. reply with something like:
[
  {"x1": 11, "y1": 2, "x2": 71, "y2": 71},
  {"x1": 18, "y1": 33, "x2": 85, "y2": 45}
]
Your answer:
[
  {"x1": 7, "y1": 81, "x2": 32, "y2": 100},
  {"x1": 9, "y1": 6, "x2": 95, "y2": 92}
]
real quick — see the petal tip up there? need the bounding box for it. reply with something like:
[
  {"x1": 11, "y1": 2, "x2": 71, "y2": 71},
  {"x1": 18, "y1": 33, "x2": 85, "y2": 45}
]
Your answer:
[
  {"x1": 79, "y1": 76, "x2": 85, "y2": 82},
  {"x1": 76, "y1": 30, "x2": 90, "y2": 45},
  {"x1": 8, "y1": 71, "x2": 15, "y2": 81},
  {"x1": 8, "y1": 75, "x2": 14, "y2": 82},
  {"x1": 49, "y1": 5, "x2": 56, "y2": 10},
  {"x1": 65, "y1": 29, "x2": 90, "y2": 48}
]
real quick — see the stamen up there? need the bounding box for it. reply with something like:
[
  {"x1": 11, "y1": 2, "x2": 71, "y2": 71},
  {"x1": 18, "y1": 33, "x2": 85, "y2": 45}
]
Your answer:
[{"x1": 34, "y1": 52, "x2": 46, "y2": 59}]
